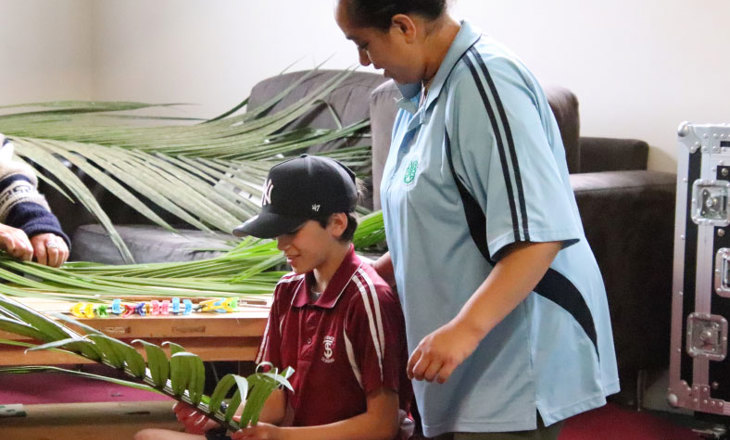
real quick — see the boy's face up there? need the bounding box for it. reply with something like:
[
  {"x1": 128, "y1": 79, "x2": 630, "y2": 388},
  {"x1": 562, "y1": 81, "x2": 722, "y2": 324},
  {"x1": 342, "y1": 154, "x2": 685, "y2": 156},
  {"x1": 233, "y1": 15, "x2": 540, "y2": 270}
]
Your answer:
[{"x1": 275, "y1": 216, "x2": 345, "y2": 274}]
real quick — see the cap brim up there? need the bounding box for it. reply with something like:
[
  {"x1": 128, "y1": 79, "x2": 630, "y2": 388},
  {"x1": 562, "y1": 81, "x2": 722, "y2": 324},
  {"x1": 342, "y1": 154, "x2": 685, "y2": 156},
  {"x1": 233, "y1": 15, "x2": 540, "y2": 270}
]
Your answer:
[{"x1": 232, "y1": 212, "x2": 307, "y2": 239}]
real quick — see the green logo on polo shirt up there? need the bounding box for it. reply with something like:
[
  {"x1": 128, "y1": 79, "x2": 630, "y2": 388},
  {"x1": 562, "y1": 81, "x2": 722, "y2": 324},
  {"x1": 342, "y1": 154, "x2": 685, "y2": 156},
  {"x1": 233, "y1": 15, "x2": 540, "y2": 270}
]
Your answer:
[{"x1": 403, "y1": 160, "x2": 418, "y2": 184}]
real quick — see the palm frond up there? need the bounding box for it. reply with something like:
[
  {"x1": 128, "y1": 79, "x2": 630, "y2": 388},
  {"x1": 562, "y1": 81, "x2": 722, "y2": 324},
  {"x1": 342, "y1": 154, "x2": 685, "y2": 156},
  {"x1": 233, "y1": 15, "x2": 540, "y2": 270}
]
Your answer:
[
  {"x1": 0, "y1": 69, "x2": 371, "y2": 262},
  {"x1": 0, "y1": 245, "x2": 284, "y2": 302},
  {"x1": 0, "y1": 294, "x2": 293, "y2": 432},
  {"x1": 0, "y1": 210, "x2": 385, "y2": 304}
]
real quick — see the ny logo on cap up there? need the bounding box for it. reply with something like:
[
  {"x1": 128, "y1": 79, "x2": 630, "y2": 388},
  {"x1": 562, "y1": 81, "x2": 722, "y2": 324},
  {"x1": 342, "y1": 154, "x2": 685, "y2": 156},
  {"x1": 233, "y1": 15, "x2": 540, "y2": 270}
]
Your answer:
[{"x1": 262, "y1": 179, "x2": 273, "y2": 206}]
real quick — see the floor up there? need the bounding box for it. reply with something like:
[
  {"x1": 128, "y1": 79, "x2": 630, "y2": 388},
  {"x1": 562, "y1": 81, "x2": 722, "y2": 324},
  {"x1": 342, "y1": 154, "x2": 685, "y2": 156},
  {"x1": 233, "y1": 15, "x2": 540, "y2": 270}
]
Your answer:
[
  {"x1": 639, "y1": 369, "x2": 728, "y2": 439},
  {"x1": 1, "y1": 366, "x2": 728, "y2": 439}
]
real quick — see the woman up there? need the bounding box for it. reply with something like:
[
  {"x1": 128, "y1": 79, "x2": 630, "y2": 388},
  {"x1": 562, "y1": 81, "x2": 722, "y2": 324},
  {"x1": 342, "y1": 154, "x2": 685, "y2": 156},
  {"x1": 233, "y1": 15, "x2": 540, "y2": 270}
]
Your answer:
[{"x1": 335, "y1": 1, "x2": 619, "y2": 439}]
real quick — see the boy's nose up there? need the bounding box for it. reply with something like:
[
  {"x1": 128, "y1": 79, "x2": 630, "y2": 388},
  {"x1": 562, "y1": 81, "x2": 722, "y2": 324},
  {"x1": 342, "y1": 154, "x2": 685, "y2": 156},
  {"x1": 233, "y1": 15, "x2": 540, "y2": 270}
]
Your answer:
[{"x1": 276, "y1": 235, "x2": 290, "y2": 251}]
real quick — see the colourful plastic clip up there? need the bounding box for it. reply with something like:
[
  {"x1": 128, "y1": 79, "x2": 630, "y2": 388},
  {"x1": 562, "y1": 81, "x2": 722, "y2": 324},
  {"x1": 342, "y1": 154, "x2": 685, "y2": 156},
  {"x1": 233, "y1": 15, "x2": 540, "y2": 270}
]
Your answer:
[
  {"x1": 151, "y1": 300, "x2": 160, "y2": 315},
  {"x1": 171, "y1": 297, "x2": 181, "y2": 314},
  {"x1": 135, "y1": 302, "x2": 147, "y2": 316},
  {"x1": 160, "y1": 300, "x2": 170, "y2": 315},
  {"x1": 71, "y1": 302, "x2": 94, "y2": 318},
  {"x1": 70, "y1": 303, "x2": 83, "y2": 318},
  {"x1": 224, "y1": 297, "x2": 238, "y2": 312},
  {"x1": 96, "y1": 304, "x2": 108, "y2": 318},
  {"x1": 122, "y1": 304, "x2": 135, "y2": 317},
  {"x1": 197, "y1": 298, "x2": 219, "y2": 312},
  {"x1": 111, "y1": 298, "x2": 123, "y2": 315},
  {"x1": 197, "y1": 297, "x2": 238, "y2": 313},
  {"x1": 182, "y1": 299, "x2": 192, "y2": 315}
]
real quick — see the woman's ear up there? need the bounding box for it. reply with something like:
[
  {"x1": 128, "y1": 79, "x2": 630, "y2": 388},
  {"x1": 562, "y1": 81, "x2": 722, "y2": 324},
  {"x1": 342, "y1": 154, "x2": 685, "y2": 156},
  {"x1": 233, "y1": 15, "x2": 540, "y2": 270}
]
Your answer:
[
  {"x1": 327, "y1": 213, "x2": 348, "y2": 239},
  {"x1": 390, "y1": 13, "x2": 418, "y2": 43}
]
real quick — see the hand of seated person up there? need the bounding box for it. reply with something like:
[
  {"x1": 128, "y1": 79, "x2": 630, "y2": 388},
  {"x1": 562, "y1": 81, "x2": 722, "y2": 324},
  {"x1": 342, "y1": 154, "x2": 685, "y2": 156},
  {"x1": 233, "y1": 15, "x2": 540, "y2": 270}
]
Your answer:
[
  {"x1": 0, "y1": 223, "x2": 33, "y2": 262},
  {"x1": 30, "y1": 233, "x2": 69, "y2": 267},
  {"x1": 173, "y1": 401, "x2": 219, "y2": 434},
  {"x1": 231, "y1": 421, "x2": 281, "y2": 440}
]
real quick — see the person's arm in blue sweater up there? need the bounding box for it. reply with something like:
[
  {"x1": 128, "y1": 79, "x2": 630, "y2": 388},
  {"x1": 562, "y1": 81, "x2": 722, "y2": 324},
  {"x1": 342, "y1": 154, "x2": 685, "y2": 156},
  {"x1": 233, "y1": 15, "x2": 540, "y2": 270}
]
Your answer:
[{"x1": 0, "y1": 135, "x2": 69, "y2": 267}]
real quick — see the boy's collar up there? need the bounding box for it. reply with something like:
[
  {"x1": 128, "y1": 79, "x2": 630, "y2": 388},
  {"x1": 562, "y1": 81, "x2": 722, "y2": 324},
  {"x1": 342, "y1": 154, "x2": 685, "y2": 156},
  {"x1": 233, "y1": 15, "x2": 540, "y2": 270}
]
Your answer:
[{"x1": 292, "y1": 244, "x2": 361, "y2": 309}]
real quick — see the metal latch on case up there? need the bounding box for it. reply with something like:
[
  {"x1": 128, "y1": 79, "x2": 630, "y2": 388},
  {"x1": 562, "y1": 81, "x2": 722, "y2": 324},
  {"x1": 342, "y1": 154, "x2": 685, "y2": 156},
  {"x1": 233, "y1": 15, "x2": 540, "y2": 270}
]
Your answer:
[
  {"x1": 686, "y1": 313, "x2": 728, "y2": 361},
  {"x1": 692, "y1": 180, "x2": 730, "y2": 226}
]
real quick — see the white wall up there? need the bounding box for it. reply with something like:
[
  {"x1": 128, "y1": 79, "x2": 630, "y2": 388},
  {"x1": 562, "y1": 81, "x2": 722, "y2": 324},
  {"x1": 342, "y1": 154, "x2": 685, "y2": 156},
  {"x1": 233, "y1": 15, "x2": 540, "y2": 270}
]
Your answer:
[
  {"x1": 449, "y1": 1, "x2": 730, "y2": 172},
  {"x1": 0, "y1": 0, "x2": 93, "y2": 104},
  {"x1": 3, "y1": 1, "x2": 729, "y2": 172},
  {"x1": 89, "y1": 0, "x2": 360, "y2": 120}
]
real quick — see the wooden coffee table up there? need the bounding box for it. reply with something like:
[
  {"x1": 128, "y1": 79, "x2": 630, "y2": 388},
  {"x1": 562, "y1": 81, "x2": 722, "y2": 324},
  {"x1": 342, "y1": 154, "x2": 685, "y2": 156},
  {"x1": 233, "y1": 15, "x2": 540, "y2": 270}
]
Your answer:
[{"x1": 0, "y1": 297, "x2": 269, "y2": 366}]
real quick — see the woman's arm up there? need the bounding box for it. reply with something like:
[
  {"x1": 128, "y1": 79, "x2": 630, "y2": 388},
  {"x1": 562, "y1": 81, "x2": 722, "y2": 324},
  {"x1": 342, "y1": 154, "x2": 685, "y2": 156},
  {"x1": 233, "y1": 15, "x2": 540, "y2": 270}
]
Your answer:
[
  {"x1": 372, "y1": 251, "x2": 396, "y2": 288},
  {"x1": 231, "y1": 387, "x2": 400, "y2": 440},
  {"x1": 407, "y1": 241, "x2": 562, "y2": 384}
]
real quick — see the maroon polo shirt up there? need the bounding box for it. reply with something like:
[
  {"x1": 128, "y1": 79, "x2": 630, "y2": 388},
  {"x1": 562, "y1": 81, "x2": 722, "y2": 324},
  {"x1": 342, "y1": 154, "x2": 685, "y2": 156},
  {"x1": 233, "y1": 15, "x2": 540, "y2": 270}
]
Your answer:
[{"x1": 256, "y1": 246, "x2": 412, "y2": 428}]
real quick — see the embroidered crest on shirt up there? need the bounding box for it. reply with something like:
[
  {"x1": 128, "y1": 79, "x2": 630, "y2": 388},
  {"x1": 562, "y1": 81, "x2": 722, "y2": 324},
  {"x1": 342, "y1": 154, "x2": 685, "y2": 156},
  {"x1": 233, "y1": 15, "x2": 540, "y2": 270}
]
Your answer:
[
  {"x1": 403, "y1": 160, "x2": 418, "y2": 184},
  {"x1": 321, "y1": 335, "x2": 335, "y2": 363}
]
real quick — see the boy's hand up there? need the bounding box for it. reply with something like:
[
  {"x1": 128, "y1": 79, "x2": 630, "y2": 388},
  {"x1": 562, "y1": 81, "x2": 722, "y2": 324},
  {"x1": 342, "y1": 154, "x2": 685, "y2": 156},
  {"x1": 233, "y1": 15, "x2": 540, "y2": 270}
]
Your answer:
[
  {"x1": 231, "y1": 422, "x2": 283, "y2": 440},
  {"x1": 407, "y1": 319, "x2": 480, "y2": 384},
  {"x1": 173, "y1": 402, "x2": 218, "y2": 434}
]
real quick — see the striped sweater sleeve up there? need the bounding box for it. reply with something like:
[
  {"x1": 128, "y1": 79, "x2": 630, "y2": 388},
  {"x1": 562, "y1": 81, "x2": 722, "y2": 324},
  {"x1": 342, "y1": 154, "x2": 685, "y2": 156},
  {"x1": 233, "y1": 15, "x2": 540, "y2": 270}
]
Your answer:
[{"x1": 0, "y1": 137, "x2": 70, "y2": 246}]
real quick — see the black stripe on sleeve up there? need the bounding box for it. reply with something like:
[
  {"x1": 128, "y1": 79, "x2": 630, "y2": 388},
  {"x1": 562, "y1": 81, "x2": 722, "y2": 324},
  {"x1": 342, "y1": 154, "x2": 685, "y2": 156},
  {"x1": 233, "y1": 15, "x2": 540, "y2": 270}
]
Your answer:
[
  {"x1": 462, "y1": 53, "x2": 520, "y2": 242},
  {"x1": 469, "y1": 47, "x2": 530, "y2": 241}
]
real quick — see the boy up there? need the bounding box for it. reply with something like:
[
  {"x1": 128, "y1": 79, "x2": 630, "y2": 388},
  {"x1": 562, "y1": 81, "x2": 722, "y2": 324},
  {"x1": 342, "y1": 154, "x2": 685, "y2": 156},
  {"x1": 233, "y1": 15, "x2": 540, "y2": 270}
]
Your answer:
[{"x1": 136, "y1": 155, "x2": 412, "y2": 440}]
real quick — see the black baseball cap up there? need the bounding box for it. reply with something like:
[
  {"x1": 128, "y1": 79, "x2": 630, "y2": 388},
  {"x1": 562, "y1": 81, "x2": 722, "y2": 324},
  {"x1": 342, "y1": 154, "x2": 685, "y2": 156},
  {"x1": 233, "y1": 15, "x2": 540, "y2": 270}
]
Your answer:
[{"x1": 232, "y1": 155, "x2": 358, "y2": 238}]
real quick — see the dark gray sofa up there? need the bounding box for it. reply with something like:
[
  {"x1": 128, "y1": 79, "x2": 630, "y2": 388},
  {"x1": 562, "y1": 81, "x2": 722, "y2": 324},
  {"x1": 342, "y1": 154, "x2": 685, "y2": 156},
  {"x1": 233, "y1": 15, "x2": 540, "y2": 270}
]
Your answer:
[{"x1": 46, "y1": 69, "x2": 676, "y2": 404}]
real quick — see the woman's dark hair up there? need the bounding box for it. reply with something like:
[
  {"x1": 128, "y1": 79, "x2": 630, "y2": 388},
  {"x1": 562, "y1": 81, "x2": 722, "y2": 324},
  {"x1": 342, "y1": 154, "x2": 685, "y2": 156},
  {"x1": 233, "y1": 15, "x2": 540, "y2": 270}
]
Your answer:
[{"x1": 344, "y1": 0, "x2": 447, "y2": 31}]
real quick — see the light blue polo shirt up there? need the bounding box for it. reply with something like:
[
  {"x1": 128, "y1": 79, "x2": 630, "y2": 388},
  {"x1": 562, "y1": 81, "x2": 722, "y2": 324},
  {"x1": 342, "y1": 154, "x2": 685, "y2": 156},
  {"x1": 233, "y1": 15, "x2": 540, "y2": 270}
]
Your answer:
[{"x1": 380, "y1": 21, "x2": 619, "y2": 436}]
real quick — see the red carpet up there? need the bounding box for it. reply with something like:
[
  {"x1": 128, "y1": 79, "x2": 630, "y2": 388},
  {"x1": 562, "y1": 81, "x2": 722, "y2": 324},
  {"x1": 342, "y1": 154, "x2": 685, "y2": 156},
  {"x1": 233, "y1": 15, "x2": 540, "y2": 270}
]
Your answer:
[
  {"x1": 560, "y1": 403, "x2": 700, "y2": 440},
  {"x1": 0, "y1": 369, "x2": 172, "y2": 405},
  {"x1": 0, "y1": 372, "x2": 702, "y2": 438}
]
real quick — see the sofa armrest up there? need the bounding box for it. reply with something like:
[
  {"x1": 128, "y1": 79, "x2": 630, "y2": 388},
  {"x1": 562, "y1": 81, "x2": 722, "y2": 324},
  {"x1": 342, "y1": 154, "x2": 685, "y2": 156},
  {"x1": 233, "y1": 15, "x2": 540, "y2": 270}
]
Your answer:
[
  {"x1": 247, "y1": 69, "x2": 387, "y2": 154},
  {"x1": 578, "y1": 137, "x2": 649, "y2": 173},
  {"x1": 570, "y1": 170, "x2": 676, "y2": 386},
  {"x1": 369, "y1": 80, "x2": 400, "y2": 210}
]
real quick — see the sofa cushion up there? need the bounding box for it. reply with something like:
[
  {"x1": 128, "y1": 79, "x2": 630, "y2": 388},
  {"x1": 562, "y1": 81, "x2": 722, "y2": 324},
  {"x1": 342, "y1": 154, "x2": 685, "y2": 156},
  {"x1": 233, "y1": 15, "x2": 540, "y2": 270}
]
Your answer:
[
  {"x1": 579, "y1": 137, "x2": 649, "y2": 173},
  {"x1": 70, "y1": 224, "x2": 230, "y2": 264}
]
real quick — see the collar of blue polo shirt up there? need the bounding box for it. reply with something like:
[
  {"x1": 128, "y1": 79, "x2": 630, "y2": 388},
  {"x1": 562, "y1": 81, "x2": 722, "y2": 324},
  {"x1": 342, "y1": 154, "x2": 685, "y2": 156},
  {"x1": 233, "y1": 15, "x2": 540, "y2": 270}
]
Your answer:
[{"x1": 69, "y1": 297, "x2": 241, "y2": 318}]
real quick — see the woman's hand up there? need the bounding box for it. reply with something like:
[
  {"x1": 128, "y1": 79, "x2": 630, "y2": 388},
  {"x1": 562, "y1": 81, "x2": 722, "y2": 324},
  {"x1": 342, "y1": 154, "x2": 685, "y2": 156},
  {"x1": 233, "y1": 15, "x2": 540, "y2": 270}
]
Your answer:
[
  {"x1": 408, "y1": 241, "x2": 562, "y2": 385},
  {"x1": 0, "y1": 224, "x2": 33, "y2": 262},
  {"x1": 407, "y1": 319, "x2": 481, "y2": 384},
  {"x1": 231, "y1": 422, "x2": 283, "y2": 440},
  {"x1": 173, "y1": 402, "x2": 218, "y2": 434},
  {"x1": 30, "y1": 233, "x2": 69, "y2": 267}
]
